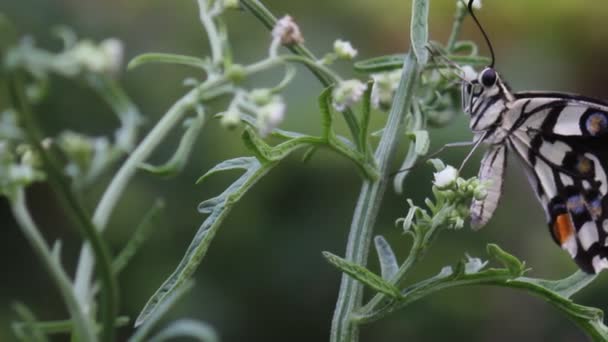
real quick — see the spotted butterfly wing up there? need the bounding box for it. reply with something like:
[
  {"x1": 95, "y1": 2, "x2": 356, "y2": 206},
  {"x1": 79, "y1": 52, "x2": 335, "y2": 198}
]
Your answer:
[{"x1": 463, "y1": 68, "x2": 608, "y2": 274}]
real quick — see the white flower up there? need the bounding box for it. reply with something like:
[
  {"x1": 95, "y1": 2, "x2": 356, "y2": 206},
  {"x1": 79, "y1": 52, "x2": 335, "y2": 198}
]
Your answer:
[
  {"x1": 333, "y1": 39, "x2": 358, "y2": 60},
  {"x1": 461, "y1": 65, "x2": 477, "y2": 82},
  {"x1": 464, "y1": 255, "x2": 488, "y2": 274},
  {"x1": 457, "y1": 0, "x2": 482, "y2": 9},
  {"x1": 371, "y1": 69, "x2": 401, "y2": 109},
  {"x1": 332, "y1": 79, "x2": 367, "y2": 112},
  {"x1": 257, "y1": 96, "x2": 286, "y2": 136},
  {"x1": 433, "y1": 165, "x2": 458, "y2": 189},
  {"x1": 99, "y1": 38, "x2": 124, "y2": 74},
  {"x1": 272, "y1": 15, "x2": 304, "y2": 45}
]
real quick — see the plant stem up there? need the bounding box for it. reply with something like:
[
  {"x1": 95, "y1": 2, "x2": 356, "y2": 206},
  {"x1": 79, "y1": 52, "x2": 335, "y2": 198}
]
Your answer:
[
  {"x1": 72, "y1": 56, "x2": 284, "y2": 314},
  {"x1": 330, "y1": 52, "x2": 422, "y2": 342},
  {"x1": 11, "y1": 189, "x2": 97, "y2": 342},
  {"x1": 446, "y1": 4, "x2": 467, "y2": 52},
  {"x1": 9, "y1": 73, "x2": 117, "y2": 342},
  {"x1": 198, "y1": 0, "x2": 223, "y2": 66}
]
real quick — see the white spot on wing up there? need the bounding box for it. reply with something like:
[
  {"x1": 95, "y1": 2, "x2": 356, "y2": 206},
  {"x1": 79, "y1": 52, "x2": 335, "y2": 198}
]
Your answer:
[
  {"x1": 563, "y1": 235, "x2": 578, "y2": 257},
  {"x1": 534, "y1": 159, "x2": 557, "y2": 198},
  {"x1": 538, "y1": 140, "x2": 570, "y2": 166},
  {"x1": 560, "y1": 174, "x2": 574, "y2": 186},
  {"x1": 592, "y1": 256, "x2": 608, "y2": 273},
  {"x1": 578, "y1": 221, "x2": 599, "y2": 251},
  {"x1": 554, "y1": 106, "x2": 586, "y2": 135},
  {"x1": 585, "y1": 153, "x2": 608, "y2": 194}
]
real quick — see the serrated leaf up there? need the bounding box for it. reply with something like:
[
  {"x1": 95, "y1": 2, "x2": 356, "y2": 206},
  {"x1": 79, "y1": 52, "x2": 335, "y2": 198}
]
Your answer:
[
  {"x1": 135, "y1": 158, "x2": 271, "y2": 327},
  {"x1": 140, "y1": 112, "x2": 206, "y2": 177},
  {"x1": 131, "y1": 281, "x2": 195, "y2": 340},
  {"x1": 196, "y1": 157, "x2": 255, "y2": 184},
  {"x1": 128, "y1": 53, "x2": 209, "y2": 71},
  {"x1": 374, "y1": 236, "x2": 399, "y2": 280},
  {"x1": 323, "y1": 252, "x2": 402, "y2": 299}
]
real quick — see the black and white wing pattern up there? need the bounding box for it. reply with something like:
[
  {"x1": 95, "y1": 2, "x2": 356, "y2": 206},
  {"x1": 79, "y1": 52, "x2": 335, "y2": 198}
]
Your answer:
[{"x1": 505, "y1": 93, "x2": 608, "y2": 273}]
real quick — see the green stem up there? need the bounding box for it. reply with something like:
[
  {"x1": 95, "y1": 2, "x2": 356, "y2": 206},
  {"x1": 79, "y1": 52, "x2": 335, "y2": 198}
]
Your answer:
[
  {"x1": 239, "y1": 0, "x2": 361, "y2": 150},
  {"x1": 72, "y1": 56, "x2": 285, "y2": 315},
  {"x1": 10, "y1": 189, "x2": 97, "y2": 342},
  {"x1": 446, "y1": 4, "x2": 467, "y2": 52},
  {"x1": 9, "y1": 73, "x2": 117, "y2": 342},
  {"x1": 330, "y1": 52, "x2": 423, "y2": 342},
  {"x1": 198, "y1": 0, "x2": 223, "y2": 66}
]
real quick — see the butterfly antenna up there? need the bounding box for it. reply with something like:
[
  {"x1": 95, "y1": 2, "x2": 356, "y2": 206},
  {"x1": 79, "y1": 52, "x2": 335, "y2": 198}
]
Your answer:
[
  {"x1": 465, "y1": 0, "x2": 495, "y2": 68},
  {"x1": 389, "y1": 141, "x2": 477, "y2": 177},
  {"x1": 426, "y1": 45, "x2": 467, "y2": 82}
]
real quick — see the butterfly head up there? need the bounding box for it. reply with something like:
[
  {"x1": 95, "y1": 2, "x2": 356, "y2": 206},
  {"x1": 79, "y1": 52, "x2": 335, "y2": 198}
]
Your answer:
[{"x1": 461, "y1": 67, "x2": 511, "y2": 132}]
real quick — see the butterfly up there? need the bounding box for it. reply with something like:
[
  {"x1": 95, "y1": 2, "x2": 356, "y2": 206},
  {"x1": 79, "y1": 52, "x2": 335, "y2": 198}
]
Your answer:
[{"x1": 460, "y1": 1, "x2": 608, "y2": 274}]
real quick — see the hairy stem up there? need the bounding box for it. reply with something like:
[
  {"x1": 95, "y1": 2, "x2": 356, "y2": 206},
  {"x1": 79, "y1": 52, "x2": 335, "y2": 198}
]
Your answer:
[{"x1": 330, "y1": 53, "x2": 423, "y2": 342}]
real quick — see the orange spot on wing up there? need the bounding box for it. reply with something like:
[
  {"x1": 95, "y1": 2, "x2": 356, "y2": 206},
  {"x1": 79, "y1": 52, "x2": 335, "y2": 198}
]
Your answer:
[{"x1": 553, "y1": 213, "x2": 574, "y2": 245}]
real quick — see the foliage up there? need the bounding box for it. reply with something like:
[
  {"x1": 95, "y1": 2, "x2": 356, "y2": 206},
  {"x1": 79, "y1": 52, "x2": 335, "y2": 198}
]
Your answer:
[{"x1": 1, "y1": 0, "x2": 606, "y2": 341}]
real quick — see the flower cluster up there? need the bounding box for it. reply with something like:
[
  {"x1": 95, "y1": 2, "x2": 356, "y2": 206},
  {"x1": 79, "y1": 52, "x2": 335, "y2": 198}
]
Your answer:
[
  {"x1": 332, "y1": 80, "x2": 367, "y2": 112},
  {"x1": 0, "y1": 142, "x2": 45, "y2": 200},
  {"x1": 370, "y1": 69, "x2": 401, "y2": 110},
  {"x1": 5, "y1": 36, "x2": 124, "y2": 78},
  {"x1": 399, "y1": 160, "x2": 487, "y2": 232}
]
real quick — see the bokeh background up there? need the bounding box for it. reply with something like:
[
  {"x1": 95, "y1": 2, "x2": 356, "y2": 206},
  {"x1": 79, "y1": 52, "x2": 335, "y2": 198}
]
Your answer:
[{"x1": 2, "y1": 0, "x2": 608, "y2": 341}]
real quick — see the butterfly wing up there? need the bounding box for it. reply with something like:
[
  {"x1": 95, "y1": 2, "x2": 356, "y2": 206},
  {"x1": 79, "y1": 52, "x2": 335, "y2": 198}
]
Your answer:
[
  {"x1": 470, "y1": 144, "x2": 507, "y2": 230},
  {"x1": 506, "y1": 93, "x2": 608, "y2": 273}
]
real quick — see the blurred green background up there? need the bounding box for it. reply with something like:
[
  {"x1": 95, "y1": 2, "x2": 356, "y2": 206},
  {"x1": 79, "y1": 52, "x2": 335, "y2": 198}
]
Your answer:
[{"x1": 2, "y1": 0, "x2": 608, "y2": 341}]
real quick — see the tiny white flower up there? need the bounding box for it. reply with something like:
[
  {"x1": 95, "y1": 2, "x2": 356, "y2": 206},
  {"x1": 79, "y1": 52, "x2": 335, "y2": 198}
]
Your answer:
[
  {"x1": 461, "y1": 65, "x2": 477, "y2": 82},
  {"x1": 333, "y1": 39, "x2": 358, "y2": 60},
  {"x1": 99, "y1": 38, "x2": 124, "y2": 74},
  {"x1": 371, "y1": 69, "x2": 401, "y2": 109},
  {"x1": 257, "y1": 96, "x2": 286, "y2": 136},
  {"x1": 464, "y1": 255, "x2": 488, "y2": 274},
  {"x1": 457, "y1": 0, "x2": 482, "y2": 9},
  {"x1": 332, "y1": 79, "x2": 367, "y2": 112},
  {"x1": 71, "y1": 41, "x2": 106, "y2": 73},
  {"x1": 272, "y1": 15, "x2": 304, "y2": 45},
  {"x1": 433, "y1": 165, "x2": 458, "y2": 189}
]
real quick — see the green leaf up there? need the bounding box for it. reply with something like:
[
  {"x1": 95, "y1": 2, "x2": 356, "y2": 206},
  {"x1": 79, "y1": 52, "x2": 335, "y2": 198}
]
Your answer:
[
  {"x1": 148, "y1": 320, "x2": 219, "y2": 342},
  {"x1": 128, "y1": 53, "x2": 209, "y2": 71},
  {"x1": 411, "y1": 0, "x2": 429, "y2": 64},
  {"x1": 359, "y1": 81, "x2": 373, "y2": 154},
  {"x1": 140, "y1": 110, "x2": 206, "y2": 177},
  {"x1": 112, "y1": 199, "x2": 165, "y2": 274},
  {"x1": 318, "y1": 86, "x2": 334, "y2": 140},
  {"x1": 135, "y1": 158, "x2": 272, "y2": 327},
  {"x1": 130, "y1": 281, "x2": 195, "y2": 341},
  {"x1": 411, "y1": 130, "x2": 429, "y2": 156},
  {"x1": 374, "y1": 236, "x2": 399, "y2": 280},
  {"x1": 12, "y1": 303, "x2": 49, "y2": 342},
  {"x1": 354, "y1": 54, "x2": 408, "y2": 73},
  {"x1": 355, "y1": 53, "x2": 491, "y2": 73},
  {"x1": 323, "y1": 251, "x2": 402, "y2": 299},
  {"x1": 427, "y1": 158, "x2": 445, "y2": 172},
  {"x1": 486, "y1": 243, "x2": 525, "y2": 276}
]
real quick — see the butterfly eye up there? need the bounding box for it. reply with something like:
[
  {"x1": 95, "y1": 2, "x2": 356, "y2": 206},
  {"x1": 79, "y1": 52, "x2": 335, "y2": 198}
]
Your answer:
[{"x1": 480, "y1": 68, "x2": 497, "y2": 87}]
